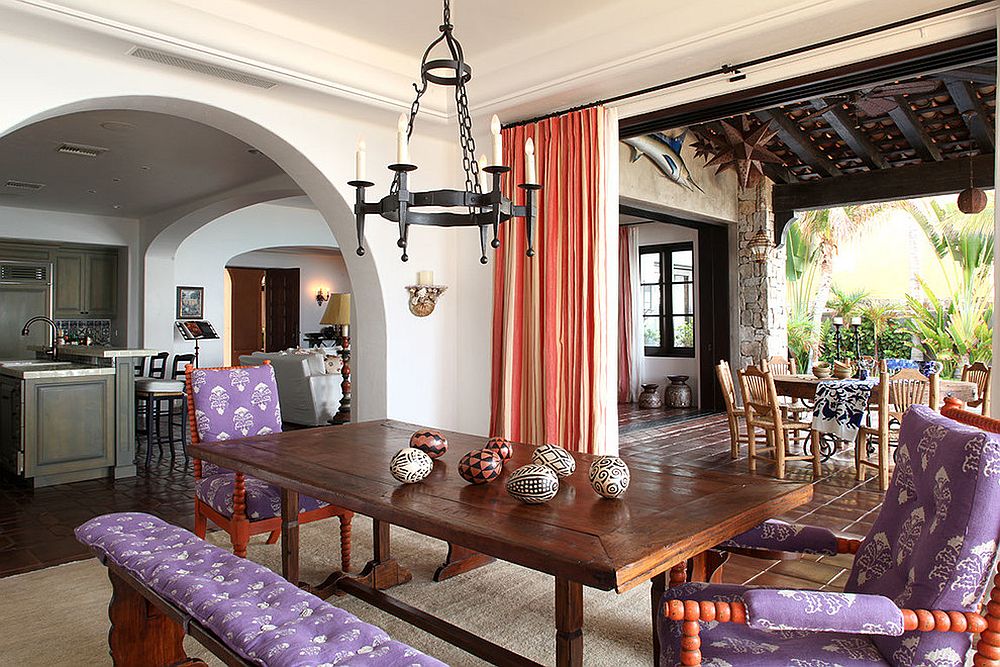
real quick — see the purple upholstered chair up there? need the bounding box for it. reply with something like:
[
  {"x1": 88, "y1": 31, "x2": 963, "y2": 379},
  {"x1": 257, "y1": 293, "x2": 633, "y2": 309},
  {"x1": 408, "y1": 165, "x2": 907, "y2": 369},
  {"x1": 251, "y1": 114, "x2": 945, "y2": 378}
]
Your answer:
[
  {"x1": 658, "y1": 404, "x2": 1000, "y2": 666},
  {"x1": 186, "y1": 362, "x2": 353, "y2": 578}
]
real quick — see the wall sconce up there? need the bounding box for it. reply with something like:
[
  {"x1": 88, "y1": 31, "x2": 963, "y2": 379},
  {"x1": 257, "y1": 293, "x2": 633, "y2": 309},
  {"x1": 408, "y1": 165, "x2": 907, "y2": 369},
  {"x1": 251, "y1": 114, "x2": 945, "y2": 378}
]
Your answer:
[
  {"x1": 747, "y1": 228, "x2": 772, "y2": 263},
  {"x1": 406, "y1": 284, "x2": 447, "y2": 317},
  {"x1": 315, "y1": 288, "x2": 331, "y2": 306}
]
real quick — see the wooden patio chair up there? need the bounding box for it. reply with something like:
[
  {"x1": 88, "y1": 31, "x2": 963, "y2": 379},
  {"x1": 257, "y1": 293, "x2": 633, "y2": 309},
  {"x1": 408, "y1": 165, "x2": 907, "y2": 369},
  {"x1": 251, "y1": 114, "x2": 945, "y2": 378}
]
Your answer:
[
  {"x1": 763, "y1": 355, "x2": 797, "y2": 375},
  {"x1": 856, "y1": 361, "x2": 939, "y2": 491},
  {"x1": 715, "y1": 360, "x2": 746, "y2": 459},
  {"x1": 738, "y1": 365, "x2": 820, "y2": 480},
  {"x1": 961, "y1": 361, "x2": 992, "y2": 415},
  {"x1": 761, "y1": 355, "x2": 810, "y2": 425},
  {"x1": 185, "y1": 361, "x2": 352, "y2": 583}
]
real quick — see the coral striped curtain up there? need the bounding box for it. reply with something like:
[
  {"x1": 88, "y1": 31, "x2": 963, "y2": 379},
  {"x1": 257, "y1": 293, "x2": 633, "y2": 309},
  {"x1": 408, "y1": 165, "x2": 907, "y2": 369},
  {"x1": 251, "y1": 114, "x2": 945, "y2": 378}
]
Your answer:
[
  {"x1": 490, "y1": 106, "x2": 618, "y2": 454},
  {"x1": 618, "y1": 225, "x2": 637, "y2": 403}
]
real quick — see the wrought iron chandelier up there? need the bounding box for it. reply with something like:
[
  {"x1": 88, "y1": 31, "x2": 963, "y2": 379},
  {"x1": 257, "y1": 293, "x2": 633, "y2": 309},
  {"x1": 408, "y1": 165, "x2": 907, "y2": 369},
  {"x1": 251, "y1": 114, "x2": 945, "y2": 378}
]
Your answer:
[{"x1": 349, "y1": 0, "x2": 541, "y2": 264}]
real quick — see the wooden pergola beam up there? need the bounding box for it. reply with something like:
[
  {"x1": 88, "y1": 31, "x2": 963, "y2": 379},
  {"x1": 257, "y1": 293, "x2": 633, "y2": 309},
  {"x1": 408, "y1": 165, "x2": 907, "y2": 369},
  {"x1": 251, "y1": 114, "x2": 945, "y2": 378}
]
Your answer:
[
  {"x1": 810, "y1": 99, "x2": 889, "y2": 171},
  {"x1": 755, "y1": 110, "x2": 842, "y2": 178},
  {"x1": 945, "y1": 79, "x2": 995, "y2": 150},
  {"x1": 943, "y1": 65, "x2": 997, "y2": 85},
  {"x1": 772, "y1": 153, "x2": 993, "y2": 212},
  {"x1": 887, "y1": 96, "x2": 943, "y2": 162}
]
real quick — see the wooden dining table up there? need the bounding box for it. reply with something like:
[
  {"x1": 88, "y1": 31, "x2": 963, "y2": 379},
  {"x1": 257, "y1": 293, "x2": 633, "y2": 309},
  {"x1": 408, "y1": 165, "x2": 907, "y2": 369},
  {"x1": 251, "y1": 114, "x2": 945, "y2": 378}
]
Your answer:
[{"x1": 189, "y1": 420, "x2": 813, "y2": 667}]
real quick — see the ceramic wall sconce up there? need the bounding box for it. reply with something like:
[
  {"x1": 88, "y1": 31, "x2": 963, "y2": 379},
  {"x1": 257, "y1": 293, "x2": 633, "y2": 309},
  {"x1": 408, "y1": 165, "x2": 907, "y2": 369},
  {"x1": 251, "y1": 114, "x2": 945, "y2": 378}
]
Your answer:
[{"x1": 405, "y1": 284, "x2": 447, "y2": 317}]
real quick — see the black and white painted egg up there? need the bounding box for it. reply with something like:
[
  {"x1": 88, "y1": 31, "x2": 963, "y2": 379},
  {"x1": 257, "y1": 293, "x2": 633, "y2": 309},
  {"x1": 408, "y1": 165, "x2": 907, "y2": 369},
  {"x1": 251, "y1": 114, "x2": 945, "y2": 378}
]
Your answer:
[
  {"x1": 588, "y1": 456, "x2": 630, "y2": 499},
  {"x1": 506, "y1": 464, "x2": 560, "y2": 504},
  {"x1": 531, "y1": 443, "x2": 576, "y2": 477},
  {"x1": 389, "y1": 447, "x2": 434, "y2": 484}
]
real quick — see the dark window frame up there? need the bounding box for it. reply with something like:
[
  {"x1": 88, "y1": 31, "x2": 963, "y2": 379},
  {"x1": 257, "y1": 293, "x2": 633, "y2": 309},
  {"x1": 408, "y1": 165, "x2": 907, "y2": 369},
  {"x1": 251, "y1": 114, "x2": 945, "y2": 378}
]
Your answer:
[{"x1": 640, "y1": 242, "x2": 695, "y2": 358}]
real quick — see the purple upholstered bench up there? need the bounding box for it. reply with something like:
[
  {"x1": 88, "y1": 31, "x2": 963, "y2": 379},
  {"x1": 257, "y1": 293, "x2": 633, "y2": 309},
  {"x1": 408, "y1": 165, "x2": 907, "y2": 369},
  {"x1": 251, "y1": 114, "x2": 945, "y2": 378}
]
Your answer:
[{"x1": 76, "y1": 512, "x2": 446, "y2": 667}]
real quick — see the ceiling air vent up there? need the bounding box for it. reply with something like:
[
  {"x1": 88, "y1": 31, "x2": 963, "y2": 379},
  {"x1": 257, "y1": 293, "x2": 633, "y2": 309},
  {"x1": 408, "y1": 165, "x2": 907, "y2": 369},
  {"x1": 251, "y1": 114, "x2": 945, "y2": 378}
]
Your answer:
[
  {"x1": 128, "y1": 47, "x2": 278, "y2": 89},
  {"x1": 4, "y1": 180, "x2": 45, "y2": 191},
  {"x1": 0, "y1": 262, "x2": 49, "y2": 283},
  {"x1": 56, "y1": 143, "x2": 109, "y2": 158}
]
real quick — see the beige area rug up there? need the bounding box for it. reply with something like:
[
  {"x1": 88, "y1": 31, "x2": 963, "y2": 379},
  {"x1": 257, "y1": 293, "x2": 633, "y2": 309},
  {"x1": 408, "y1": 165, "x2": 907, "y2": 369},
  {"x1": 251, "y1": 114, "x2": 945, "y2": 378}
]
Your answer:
[{"x1": 0, "y1": 517, "x2": 653, "y2": 666}]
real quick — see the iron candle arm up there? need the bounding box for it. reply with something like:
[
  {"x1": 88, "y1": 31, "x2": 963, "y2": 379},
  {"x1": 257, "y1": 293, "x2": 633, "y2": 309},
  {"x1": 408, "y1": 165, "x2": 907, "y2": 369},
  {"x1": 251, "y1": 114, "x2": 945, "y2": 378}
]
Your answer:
[
  {"x1": 347, "y1": 180, "x2": 375, "y2": 257},
  {"x1": 390, "y1": 164, "x2": 418, "y2": 262},
  {"x1": 517, "y1": 183, "x2": 541, "y2": 258}
]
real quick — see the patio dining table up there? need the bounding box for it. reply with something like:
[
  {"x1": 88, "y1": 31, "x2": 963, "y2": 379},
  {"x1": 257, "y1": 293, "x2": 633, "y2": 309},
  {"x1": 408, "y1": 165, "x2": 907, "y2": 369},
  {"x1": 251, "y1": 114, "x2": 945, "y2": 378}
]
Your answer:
[{"x1": 772, "y1": 374, "x2": 978, "y2": 406}]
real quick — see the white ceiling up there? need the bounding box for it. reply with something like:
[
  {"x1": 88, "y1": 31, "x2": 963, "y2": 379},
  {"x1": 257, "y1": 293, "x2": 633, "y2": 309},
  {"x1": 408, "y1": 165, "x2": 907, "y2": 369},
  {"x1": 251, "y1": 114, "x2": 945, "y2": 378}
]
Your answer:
[
  {"x1": 0, "y1": 109, "x2": 286, "y2": 217},
  {"x1": 17, "y1": 0, "x2": 995, "y2": 123}
]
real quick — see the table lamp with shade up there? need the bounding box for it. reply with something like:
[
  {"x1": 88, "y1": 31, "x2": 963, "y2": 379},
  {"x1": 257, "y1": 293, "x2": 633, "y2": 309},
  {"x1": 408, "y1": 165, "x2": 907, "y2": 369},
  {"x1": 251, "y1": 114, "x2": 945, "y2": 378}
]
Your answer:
[{"x1": 320, "y1": 293, "x2": 351, "y2": 424}]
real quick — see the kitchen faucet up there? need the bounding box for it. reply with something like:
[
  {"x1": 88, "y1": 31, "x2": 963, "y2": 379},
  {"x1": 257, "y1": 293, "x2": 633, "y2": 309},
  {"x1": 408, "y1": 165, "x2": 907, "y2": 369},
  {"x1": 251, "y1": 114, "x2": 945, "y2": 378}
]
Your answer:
[{"x1": 21, "y1": 316, "x2": 57, "y2": 358}]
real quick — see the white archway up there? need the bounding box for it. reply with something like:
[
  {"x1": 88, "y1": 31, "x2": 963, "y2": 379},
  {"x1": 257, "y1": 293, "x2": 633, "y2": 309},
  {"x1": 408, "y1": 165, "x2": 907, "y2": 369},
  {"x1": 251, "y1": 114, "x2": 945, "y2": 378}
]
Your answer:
[{"x1": 1, "y1": 96, "x2": 388, "y2": 420}]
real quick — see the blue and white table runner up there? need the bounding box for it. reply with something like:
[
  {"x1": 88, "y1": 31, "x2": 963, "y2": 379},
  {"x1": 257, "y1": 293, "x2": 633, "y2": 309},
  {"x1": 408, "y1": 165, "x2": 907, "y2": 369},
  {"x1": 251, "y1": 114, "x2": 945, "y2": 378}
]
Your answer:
[{"x1": 811, "y1": 378, "x2": 878, "y2": 441}]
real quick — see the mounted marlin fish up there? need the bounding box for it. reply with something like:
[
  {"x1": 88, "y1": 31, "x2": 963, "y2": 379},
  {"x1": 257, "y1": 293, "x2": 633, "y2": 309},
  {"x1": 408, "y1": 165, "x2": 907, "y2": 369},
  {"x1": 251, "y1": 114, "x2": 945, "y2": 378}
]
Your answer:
[{"x1": 622, "y1": 130, "x2": 704, "y2": 193}]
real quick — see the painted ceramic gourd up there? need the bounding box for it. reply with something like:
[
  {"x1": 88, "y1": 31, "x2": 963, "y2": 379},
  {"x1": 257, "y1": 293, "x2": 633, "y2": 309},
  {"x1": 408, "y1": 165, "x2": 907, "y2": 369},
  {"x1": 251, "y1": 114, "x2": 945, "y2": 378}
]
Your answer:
[
  {"x1": 506, "y1": 464, "x2": 560, "y2": 504},
  {"x1": 484, "y1": 437, "x2": 513, "y2": 462},
  {"x1": 389, "y1": 447, "x2": 434, "y2": 484},
  {"x1": 531, "y1": 443, "x2": 576, "y2": 477},
  {"x1": 458, "y1": 449, "x2": 503, "y2": 485},
  {"x1": 409, "y1": 429, "x2": 448, "y2": 459},
  {"x1": 588, "y1": 456, "x2": 630, "y2": 499}
]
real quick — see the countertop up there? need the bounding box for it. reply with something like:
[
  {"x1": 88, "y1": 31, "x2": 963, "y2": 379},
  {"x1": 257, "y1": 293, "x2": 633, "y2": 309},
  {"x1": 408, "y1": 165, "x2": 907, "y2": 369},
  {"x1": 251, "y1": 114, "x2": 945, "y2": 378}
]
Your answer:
[
  {"x1": 0, "y1": 361, "x2": 117, "y2": 380},
  {"x1": 27, "y1": 345, "x2": 159, "y2": 359}
]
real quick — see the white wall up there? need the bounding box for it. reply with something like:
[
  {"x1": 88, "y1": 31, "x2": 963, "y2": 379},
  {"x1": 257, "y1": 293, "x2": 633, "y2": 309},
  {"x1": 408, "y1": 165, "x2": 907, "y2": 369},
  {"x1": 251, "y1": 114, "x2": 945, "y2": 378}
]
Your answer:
[
  {"x1": 0, "y1": 205, "x2": 141, "y2": 346},
  {"x1": 228, "y1": 246, "x2": 352, "y2": 342},
  {"x1": 633, "y1": 222, "x2": 701, "y2": 405},
  {"x1": 173, "y1": 202, "x2": 347, "y2": 366},
  {"x1": 0, "y1": 10, "x2": 485, "y2": 432}
]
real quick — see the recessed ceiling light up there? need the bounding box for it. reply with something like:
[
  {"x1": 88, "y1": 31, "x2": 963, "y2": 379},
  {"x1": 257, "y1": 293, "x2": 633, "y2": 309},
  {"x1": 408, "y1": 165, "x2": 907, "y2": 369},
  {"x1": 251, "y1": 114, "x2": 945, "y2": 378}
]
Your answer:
[
  {"x1": 140, "y1": 166, "x2": 150, "y2": 171},
  {"x1": 112, "y1": 204, "x2": 121, "y2": 209},
  {"x1": 99, "y1": 121, "x2": 135, "y2": 133},
  {"x1": 112, "y1": 178, "x2": 121, "y2": 183},
  {"x1": 87, "y1": 189, "x2": 97, "y2": 194}
]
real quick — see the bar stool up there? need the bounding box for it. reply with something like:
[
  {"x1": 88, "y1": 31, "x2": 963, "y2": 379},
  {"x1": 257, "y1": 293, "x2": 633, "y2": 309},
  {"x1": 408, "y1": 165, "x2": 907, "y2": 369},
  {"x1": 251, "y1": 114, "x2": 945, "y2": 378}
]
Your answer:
[
  {"x1": 148, "y1": 352, "x2": 168, "y2": 379},
  {"x1": 135, "y1": 353, "x2": 194, "y2": 465}
]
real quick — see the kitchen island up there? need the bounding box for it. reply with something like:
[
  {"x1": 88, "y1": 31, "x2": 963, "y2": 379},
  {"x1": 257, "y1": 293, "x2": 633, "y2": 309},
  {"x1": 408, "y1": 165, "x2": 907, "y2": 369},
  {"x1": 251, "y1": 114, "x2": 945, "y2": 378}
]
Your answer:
[{"x1": 0, "y1": 346, "x2": 156, "y2": 486}]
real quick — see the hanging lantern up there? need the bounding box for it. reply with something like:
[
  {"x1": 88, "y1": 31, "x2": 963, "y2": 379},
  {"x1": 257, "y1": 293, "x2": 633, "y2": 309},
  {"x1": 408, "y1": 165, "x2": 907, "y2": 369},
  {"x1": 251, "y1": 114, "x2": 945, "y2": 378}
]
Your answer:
[
  {"x1": 957, "y1": 157, "x2": 987, "y2": 214},
  {"x1": 748, "y1": 229, "x2": 772, "y2": 262}
]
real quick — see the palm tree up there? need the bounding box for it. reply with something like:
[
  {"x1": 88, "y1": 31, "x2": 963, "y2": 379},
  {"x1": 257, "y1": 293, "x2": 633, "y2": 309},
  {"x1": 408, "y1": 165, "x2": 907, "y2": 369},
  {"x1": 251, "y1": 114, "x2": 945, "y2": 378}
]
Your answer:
[
  {"x1": 859, "y1": 299, "x2": 898, "y2": 360},
  {"x1": 826, "y1": 285, "x2": 869, "y2": 322},
  {"x1": 795, "y1": 203, "x2": 892, "y2": 331}
]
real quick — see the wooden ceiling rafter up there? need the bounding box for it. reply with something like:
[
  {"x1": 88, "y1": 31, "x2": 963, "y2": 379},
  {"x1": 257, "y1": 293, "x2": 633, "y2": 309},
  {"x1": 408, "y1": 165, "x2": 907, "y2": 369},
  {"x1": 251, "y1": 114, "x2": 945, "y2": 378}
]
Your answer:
[
  {"x1": 754, "y1": 109, "x2": 842, "y2": 177},
  {"x1": 944, "y1": 79, "x2": 996, "y2": 150},
  {"x1": 886, "y1": 96, "x2": 944, "y2": 161}
]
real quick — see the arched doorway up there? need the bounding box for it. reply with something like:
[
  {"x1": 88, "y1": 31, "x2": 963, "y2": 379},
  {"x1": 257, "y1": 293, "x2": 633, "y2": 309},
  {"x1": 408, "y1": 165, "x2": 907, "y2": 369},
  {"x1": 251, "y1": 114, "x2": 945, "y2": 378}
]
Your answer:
[{"x1": 0, "y1": 97, "x2": 387, "y2": 419}]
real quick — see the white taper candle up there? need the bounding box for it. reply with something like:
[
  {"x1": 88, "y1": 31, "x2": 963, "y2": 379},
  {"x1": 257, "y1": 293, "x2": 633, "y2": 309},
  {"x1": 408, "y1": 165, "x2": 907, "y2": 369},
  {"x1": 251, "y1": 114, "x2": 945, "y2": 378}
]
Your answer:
[
  {"x1": 478, "y1": 153, "x2": 490, "y2": 192},
  {"x1": 397, "y1": 113, "x2": 409, "y2": 164},
  {"x1": 355, "y1": 139, "x2": 366, "y2": 180},
  {"x1": 524, "y1": 137, "x2": 536, "y2": 184},
  {"x1": 490, "y1": 114, "x2": 502, "y2": 165}
]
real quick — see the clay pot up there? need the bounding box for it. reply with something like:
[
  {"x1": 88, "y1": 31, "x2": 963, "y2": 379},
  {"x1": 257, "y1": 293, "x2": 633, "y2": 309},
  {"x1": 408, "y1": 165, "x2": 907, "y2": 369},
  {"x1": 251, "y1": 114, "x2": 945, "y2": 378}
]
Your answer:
[
  {"x1": 664, "y1": 375, "x2": 692, "y2": 408},
  {"x1": 638, "y1": 383, "x2": 662, "y2": 409}
]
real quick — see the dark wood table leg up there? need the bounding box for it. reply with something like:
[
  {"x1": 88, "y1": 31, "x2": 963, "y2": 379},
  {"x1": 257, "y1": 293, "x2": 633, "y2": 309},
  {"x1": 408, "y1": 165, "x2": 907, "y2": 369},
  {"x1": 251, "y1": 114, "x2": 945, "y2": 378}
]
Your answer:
[
  {"x1": 555, "y1": 577, "x2": 583, "y2": 667},
  {"x1": 281, "y1": 488, "x2": 299, "y2": 586},
  {"x1": 108, "y1": 569, "x2": 187, "y2": 666},
  {"x1": 433, "y1": 543, "x2": 495, "y2": 582},
  {"x1": 651, "y1": 571, "x2": 665, "y2": 667},
  {"x1": 310, "y1": 518, "x2": 412, "y2": 599}
]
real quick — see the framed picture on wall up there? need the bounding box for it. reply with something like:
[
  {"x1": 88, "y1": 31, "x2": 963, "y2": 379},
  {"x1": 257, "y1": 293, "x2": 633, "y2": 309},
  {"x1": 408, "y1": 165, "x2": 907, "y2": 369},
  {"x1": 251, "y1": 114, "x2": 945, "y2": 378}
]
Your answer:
[{"x1": 176, "y1": 286, "x2": 204, "y2": 319}]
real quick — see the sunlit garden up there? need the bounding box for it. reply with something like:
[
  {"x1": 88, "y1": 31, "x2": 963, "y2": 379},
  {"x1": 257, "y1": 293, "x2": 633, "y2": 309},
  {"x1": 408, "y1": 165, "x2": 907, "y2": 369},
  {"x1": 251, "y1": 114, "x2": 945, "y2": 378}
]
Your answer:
[{"x1": 786, "y1": 193, "x2": 994, "y2": 378}]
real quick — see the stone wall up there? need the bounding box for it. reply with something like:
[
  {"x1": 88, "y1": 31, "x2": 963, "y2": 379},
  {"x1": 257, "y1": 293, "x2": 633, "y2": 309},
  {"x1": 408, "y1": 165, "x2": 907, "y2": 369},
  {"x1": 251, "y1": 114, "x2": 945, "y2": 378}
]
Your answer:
[{"x1": 736, "y1": 180, "x2": 787, "y2": 367}]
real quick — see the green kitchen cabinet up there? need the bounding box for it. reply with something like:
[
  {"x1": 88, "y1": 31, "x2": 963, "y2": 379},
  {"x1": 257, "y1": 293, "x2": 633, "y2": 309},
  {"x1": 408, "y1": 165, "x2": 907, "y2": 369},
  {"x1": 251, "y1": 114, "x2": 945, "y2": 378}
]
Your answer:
[
  {"x1": 53, "y1": 249, "x2": 118, "y2": 318},
  {"x1": 6, "y1": 373, "x2": 117, "y2": 486}
]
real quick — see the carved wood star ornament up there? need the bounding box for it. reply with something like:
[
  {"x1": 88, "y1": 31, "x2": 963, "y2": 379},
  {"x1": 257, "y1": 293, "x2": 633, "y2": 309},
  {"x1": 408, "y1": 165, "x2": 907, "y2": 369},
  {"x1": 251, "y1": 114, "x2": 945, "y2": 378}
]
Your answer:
[{"x1": 703, "y1": 117, "x2": 783, "y2": 189}]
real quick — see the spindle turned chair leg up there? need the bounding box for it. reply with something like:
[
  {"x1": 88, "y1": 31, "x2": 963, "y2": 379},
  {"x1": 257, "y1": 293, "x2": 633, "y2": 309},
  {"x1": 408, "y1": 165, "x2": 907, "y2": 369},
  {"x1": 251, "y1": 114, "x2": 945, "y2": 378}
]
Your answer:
[
  {"x1": 747, "y1": 427, "x2": 757, "y2": 473},
  {"x1": 340, "y1": 513, "x2": 353, "y2": 572}
]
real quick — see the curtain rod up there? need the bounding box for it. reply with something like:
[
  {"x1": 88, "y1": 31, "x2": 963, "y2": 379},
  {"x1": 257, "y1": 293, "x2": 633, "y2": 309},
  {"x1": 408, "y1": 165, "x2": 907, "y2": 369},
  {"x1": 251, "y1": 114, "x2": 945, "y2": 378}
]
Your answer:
[{"x1": 504, "y1": 0, "x2": 995, "y2": 129}]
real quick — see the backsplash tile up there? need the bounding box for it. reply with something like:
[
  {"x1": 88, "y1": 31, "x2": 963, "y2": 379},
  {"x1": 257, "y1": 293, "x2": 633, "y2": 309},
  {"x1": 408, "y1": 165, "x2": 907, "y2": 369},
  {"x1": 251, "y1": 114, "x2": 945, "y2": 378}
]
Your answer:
[{"x1": 55, "y1": 319, "x2": 111, "y2": 346}]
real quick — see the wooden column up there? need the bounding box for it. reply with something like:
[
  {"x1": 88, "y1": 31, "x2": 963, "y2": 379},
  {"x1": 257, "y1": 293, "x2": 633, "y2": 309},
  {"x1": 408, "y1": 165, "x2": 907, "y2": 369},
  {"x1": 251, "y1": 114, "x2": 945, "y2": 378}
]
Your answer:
[{"x1": 555, "y1": 577, "x2": 583, "y2": 667}]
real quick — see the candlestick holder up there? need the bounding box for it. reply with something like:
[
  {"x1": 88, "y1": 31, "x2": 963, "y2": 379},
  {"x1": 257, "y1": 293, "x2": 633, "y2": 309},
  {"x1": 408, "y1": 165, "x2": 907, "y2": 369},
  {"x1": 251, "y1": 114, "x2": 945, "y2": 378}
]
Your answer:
[
  {"x1": 833, "y1": 321, "x2": 843, "y2": 360},
  {"x1": 406, "y1": 284, "x2": 448, "y2": 317}
]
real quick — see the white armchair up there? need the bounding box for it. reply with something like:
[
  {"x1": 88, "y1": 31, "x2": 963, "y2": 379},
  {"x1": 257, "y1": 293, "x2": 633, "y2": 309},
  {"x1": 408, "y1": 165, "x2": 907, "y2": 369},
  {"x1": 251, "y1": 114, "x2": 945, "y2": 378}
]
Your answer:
[{"x1": 238, "y1": 351, "x2": 343, "y2": 426}]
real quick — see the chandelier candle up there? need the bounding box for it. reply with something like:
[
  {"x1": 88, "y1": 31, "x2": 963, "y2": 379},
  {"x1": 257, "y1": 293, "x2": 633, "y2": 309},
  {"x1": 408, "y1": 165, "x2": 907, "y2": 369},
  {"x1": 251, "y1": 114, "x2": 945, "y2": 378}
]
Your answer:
[
  {"x1": 347, "y1": 0, "x2": 543, "y2": 265},
  {"x1": 525, "y1": 138, "x2": 536, "y2": 185},
  {"x1": 355, "y1": 139, "x2": 366, "y2": 181}
]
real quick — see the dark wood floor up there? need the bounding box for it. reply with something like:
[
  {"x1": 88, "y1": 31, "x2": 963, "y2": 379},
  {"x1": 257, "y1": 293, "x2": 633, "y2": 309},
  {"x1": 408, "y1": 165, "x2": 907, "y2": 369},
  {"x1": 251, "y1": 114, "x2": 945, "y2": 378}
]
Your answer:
[{"x1": 0, "y1": 411, "x2": 883, "y2": 588}]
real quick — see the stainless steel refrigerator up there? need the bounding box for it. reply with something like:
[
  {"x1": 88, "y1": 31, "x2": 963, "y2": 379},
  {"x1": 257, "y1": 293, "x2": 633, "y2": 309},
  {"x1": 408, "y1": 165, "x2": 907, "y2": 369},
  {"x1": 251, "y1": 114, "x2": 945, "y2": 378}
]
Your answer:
[{"x1": 0, "y1": 260, "x2": 52, "y2": 360}]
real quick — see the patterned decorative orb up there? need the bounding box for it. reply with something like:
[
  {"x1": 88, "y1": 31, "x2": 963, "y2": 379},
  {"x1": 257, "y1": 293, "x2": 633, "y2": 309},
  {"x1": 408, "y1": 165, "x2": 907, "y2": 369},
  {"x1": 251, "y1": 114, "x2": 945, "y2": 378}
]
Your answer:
[
  {"x1": 458, "y1": 449, "x2": 503, "y2": 485},
  {"x1": 531, "y1": 444, "x2": 576, "y2": 478},
  {"x1": 484, "y1": 437, "x2": 513, "y2": 462},
  {"x1": 389, "y1": 447, "x2": 434, "y2": 484},
  {"x1": 588, "y1": 456, "x2": 630, "y2": 499},
  {"x1": 506, "y1": 464, "x2": 560, "y2": 504},
  {"x1": 409, "y1": 429, "x2": 448, "y2": 459}
]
